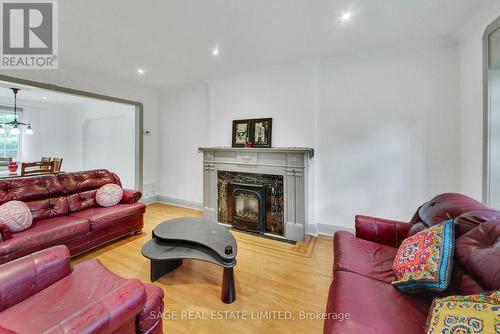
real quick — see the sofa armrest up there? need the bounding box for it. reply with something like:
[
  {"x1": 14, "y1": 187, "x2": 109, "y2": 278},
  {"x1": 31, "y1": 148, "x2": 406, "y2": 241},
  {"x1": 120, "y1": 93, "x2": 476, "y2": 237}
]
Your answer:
[
  {"x1": 121, "y1": 188, "x2": 142, "y2": 204},
  {"x1": 355, "y1": 215, "x2": 411, "y2": 248},
  {"x1": 0, "y1": 245, "x2": 71, "y2": 312},
  {"x1": 44, "y1": 280, "x2": 146, "y2": 334},
  {"x1": 0, "y1": 223, "x2": 12, "y2": 241}
]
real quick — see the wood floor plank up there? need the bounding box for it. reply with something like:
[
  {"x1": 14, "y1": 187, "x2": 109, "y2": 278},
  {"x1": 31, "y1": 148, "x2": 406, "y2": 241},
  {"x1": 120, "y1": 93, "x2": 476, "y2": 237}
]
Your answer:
[{"x1": 72, "y1": 203, "x2": 334, "y2": 334}]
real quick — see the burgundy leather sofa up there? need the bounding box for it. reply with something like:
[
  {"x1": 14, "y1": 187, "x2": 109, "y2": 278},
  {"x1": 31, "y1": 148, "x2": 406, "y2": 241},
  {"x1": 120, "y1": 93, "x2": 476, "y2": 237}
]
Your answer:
[
  {"x1": 324, "y1": 193, "x2": 500, "y2": 334},
  {"x1": 0, "y1": 245, "x2": 164, "y2": 334},
  {"x1": 0, "y1": 169, "x2": 145, "y2": 264}
]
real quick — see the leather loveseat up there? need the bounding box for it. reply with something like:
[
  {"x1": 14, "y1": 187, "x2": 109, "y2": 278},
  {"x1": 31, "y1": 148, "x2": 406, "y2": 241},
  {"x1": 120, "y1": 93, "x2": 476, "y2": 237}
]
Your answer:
[
  {"x1": 324, "y1": 193, "x2": 500, "y2": 334},
  {"x1": 0, "y1": 169, "x2": 145, "y2": 264},
  {"x1": 0, "y1": 245, "x2": 164, "y2": 334}
]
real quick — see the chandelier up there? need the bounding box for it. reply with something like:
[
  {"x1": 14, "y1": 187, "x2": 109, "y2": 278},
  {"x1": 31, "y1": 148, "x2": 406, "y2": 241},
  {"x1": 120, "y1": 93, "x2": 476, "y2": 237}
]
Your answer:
[{"x1": 0, "y1": 88, "x2": 33, "y2": 135}]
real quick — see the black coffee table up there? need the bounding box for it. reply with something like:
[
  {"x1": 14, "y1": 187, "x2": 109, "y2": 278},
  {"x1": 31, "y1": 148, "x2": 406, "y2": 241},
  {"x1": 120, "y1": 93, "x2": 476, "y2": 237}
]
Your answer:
[{"x1": 141, "y1": 217, "x2": 237, "y2": 303}]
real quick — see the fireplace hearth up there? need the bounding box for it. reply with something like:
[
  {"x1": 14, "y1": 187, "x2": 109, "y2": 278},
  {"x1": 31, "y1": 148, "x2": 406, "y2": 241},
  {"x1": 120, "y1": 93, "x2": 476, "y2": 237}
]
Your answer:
[{"x1": 229, "y1": 183, "x2": 266, "y2": 234}]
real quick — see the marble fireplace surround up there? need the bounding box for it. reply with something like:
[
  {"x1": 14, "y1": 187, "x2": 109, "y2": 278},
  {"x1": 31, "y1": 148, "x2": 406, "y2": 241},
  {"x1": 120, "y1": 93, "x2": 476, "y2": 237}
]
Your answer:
[{"x1": 199, "y1": 147, "x2": 314, "y2": 241}]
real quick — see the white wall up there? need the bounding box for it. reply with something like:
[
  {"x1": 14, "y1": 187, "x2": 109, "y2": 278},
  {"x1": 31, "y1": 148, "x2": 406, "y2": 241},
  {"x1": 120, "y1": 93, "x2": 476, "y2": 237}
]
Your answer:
[
  {"x1": 456, "y1": 2, "x2": 500, "y2": 200},
  {"x1": 159, "y1": 82, "x2": 208, "y2": 204},
  {"x1": 159, "y1": 40, "x2": 462, "y2": 231},
  {"x1": 317, "y1": 41, "x2": 460, "y2": 228},
  {"x1": 0, "y1": 67, "x2": 161, "y2": 195},
  {"x1": 72, "y1": 101, "x2": 136, "y2": 188},
  {"x1": 207, "y1": 60, "x2": 317, "y2": 147}
]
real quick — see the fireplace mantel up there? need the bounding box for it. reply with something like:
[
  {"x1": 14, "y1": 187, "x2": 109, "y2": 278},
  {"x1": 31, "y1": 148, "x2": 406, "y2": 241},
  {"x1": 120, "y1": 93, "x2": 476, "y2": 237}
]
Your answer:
[{"x1": 199, "y1": 146, "x2": 313, "y2": 241}]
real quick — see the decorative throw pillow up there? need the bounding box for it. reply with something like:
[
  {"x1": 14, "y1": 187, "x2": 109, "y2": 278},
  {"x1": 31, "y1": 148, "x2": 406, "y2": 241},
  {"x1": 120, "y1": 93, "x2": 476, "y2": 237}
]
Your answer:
[
  {"x1": 426, "y1": 290, "x2": 500, "y2": 334},
  {"x1": 392, "y1": 219, "x2": 455, "y2": 292},
  {"x1": 96, "y1": 184, "x2": 123, "y2": 207},
  {"x1": 0, "y1": 200, "x2": 33, "y2": 233}
]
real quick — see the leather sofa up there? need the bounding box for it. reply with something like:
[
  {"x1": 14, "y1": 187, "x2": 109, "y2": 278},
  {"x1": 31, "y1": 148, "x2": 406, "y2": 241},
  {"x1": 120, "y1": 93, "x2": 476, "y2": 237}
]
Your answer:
[
  {"x1": 324, "y1": 193, "x2": 500, "y2": 334},
  {"x1": 0, "y1": 245, "x2": 164, "y2": 334},
  {"x1": 0, "y1": 169, "x2": 145, "y2": 264}
]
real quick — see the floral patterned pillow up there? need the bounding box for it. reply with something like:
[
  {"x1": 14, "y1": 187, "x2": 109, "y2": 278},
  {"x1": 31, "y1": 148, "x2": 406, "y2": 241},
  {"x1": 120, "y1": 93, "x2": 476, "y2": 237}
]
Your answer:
[
  {"x1": 426, "y1": 290, "x2": 500, "y2": 334},
  {"x1": 392, "y1": 219, "x2": 455, "y2": 292}
]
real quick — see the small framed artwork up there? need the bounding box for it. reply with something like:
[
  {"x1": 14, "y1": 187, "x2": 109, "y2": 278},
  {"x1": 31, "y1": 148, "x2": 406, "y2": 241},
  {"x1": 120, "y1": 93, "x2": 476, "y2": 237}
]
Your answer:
[
  {"x1": 232, "y1": 119, "x2": 251, "y2": 147},
  {"x1": 252, "y1": 118, "x2": 272, "y2": 148}
]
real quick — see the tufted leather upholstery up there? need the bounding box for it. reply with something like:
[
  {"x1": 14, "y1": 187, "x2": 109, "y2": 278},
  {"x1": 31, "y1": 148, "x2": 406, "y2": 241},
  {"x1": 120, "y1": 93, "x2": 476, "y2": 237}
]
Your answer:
[
  {"x1": 0, "y1": 170, "x2": 145, "y2": 264},
  {"x1": 0, "y1": 246, "x2": 164, "y2": 334},
  {"x1": 325, "y1": 193, "x2": 500, "y2": 334},
  {"x1": 455, "y1": 220, "x2": 500, "y2": 290}
]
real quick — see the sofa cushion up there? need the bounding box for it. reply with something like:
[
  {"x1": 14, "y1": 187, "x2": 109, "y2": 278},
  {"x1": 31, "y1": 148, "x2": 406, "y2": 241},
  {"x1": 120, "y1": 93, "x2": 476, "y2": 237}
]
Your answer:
[
  {"x1": 66, "y1": 189, "x2": 97, "y2": 213},
  {"x1": 0, "y1": 174, "x2": 64, "y2": 205},
  {"x1": 325, "y1": 271, "x2": 430, "y2": 334},
  {"x1": 334, "y1": 231, "x2": 397, "y2": 284},
  {"x1": 0, "y1": 258, "x2": 137, "y2": 333},
  {"x1": 138, "y1": 283, "x2": 164, "y2": 333},
  {"x1": 57, "y1": 169, "x2": 116, "y2": 195},
  {"x1": 392, "y1": 220, "x2": 455, "y2": 293},
  {"x1": 0, "y1": 216, "x2": 90, "y2": 259},
  {"x1": 25, "y1": 196, "x2": 68, "y2": 221},
  {"x1": 425, "y1": 290, "x2": 500, "y2": 334},
  {"x1": 69, "y1": 203, "x2": 146, "y2": 231},
  {"x1": 455, "y1": 220, "x2": 500, "y2": 291},
  {"x1": 412, "y1": 193, "x2": 498, "y2": 237}
]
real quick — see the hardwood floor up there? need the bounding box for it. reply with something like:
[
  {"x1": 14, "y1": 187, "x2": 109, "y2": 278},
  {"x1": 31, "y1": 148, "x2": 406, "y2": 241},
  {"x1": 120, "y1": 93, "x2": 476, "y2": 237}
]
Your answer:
[{"x1": 73, "y1": 203, "x2": 334, "y2": 334}]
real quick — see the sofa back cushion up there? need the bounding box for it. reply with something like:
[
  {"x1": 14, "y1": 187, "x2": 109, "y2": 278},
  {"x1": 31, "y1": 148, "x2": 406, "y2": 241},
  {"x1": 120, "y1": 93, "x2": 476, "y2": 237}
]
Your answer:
[
  {"x1": 0, "y1": 175, "x2": 64, "y2": 205},
  {"x1": 66, "y1": 190, "x2": 97, "y2": 213},
  {"x1": 57, "y1": 170, "x2": 117, "y2": 195},
  {"x1": 25, "y1": 197, "x2": 69, "y2": 221},
  {"x1": 455, "y1": 220, "x2": 500, "y2": 291},
  {"x1": 409, "y1": 193, "x2": 499, "y2": 237}
]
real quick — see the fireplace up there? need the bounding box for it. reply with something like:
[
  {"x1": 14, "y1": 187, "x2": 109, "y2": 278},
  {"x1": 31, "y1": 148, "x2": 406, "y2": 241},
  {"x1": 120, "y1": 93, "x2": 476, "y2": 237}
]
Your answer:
[
  {"x1": 217, "y1": 171, "x2": 284, "y2": 236},
  {"x1": 200, "y1": 147, "x2": 313, "y2": 242},
  {"x1": 229, "y1": 183, "x2": 266, "y2": 234}
]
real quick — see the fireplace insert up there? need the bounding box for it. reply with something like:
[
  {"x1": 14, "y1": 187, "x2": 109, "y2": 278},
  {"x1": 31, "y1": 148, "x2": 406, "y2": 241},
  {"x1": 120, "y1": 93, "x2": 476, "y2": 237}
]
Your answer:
[{"x1": 228, "y1": 182, "x2": 266, "y2": 234}]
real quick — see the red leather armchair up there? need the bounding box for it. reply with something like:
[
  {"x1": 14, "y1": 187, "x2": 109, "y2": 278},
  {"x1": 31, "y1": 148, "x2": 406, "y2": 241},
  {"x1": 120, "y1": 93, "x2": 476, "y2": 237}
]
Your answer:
[
  {"x1": 0, "y1": 245, "x2": 164, "y2": 334},
  {"x1": 0, "y1": 170, "x2": 145, "y2": 264},
  {"x1": 324, "y1": 193, "x2": 500, "y2": 334}
]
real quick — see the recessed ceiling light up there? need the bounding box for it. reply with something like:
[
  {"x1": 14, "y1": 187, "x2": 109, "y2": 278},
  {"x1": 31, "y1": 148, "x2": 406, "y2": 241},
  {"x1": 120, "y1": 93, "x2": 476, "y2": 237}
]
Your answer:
[
  {"x1": 212, "y1": 47, "x2": 220, "y2": 57},
  {"x1": 340, "y1": 12, "x2": 353, "y2": 22},
  {"x1": 137, "y1": 68, "x2": 145, "y2": 75},
  {"x1": 42, "y1": 96, "x2": 47, "y2": 100}
]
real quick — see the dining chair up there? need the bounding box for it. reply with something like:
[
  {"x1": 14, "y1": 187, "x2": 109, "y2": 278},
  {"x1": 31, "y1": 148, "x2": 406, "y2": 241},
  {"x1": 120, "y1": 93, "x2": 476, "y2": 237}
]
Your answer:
[
  {"x1": 40, "y1": 157, "x2": 52, "y2": 171},
  {"x1": 21, "y1": 161, "x2": 55, "y2": 176},
  {"x1": 0, "y1": 157, "x2": 12, "y2": 168},
  {"x1": 52, "y1": 158, "x2": 63, "y2": 172}
]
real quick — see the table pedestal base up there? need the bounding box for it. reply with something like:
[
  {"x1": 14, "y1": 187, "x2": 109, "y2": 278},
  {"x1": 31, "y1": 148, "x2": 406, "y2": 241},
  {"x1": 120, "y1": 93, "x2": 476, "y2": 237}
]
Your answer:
[
  {"x1": 221, "y1": 267, "x2": 236, "y2": 304},
  {"x1": 150, "y1": 259, "x2": 236, "y2": 304},
  {"x1": 150, "y1": 259, "x2": 183, "y2": 281}
]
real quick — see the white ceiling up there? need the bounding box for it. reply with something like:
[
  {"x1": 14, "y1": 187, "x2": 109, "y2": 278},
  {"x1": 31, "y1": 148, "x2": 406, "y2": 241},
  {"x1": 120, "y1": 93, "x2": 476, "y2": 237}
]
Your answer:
[{"x1": 59, "y1": 0, "x2": 490, "y2": 87}]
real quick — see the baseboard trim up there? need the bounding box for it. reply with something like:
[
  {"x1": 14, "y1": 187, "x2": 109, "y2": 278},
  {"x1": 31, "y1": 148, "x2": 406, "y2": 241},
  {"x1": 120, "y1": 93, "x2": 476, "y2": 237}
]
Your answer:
[
  {"x1": 314, "y1": 223, "x2": 354, "y2": 236},
  {"x1": 146, "y1": 195, "x2": 203, "y2": 211},
  {"x1": 141, "y1": 196, "x2": 158, "y2": 205}
]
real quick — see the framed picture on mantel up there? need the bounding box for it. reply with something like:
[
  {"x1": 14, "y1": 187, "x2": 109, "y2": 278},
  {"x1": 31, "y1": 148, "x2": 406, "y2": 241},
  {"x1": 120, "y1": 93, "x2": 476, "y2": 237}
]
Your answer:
[
  {"x1": 252, "y1": 118, "x2": 272, "y2": 148},
  {"x1": 231, "y1": 118, "x2": 272, "y2": 148}
]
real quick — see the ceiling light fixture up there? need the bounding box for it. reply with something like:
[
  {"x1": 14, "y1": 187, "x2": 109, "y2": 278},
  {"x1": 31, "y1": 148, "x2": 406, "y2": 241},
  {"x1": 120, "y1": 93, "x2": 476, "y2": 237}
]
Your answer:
[
  {"x1": 0, "y1": 88, "x2": 34, "y2": 136},
  {"x1": 340, "y1": 12, "x2": 353, "y2": 22},
  {"x1": 212, "y1": 47, "x2": 220, "y2": 57},
  {"x1": 137, "y1": 68, "x2": 145, "y2": 75},
  {"x1": 42, "y1": 96, "x2": 47, "y2": 100}
]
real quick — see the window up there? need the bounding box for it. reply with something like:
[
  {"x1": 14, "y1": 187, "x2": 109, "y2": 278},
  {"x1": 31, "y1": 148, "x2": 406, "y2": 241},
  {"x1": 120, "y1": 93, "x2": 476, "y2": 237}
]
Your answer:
[{"x1": 0, "y1": 112, "x2": 20, "y2": 160}]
